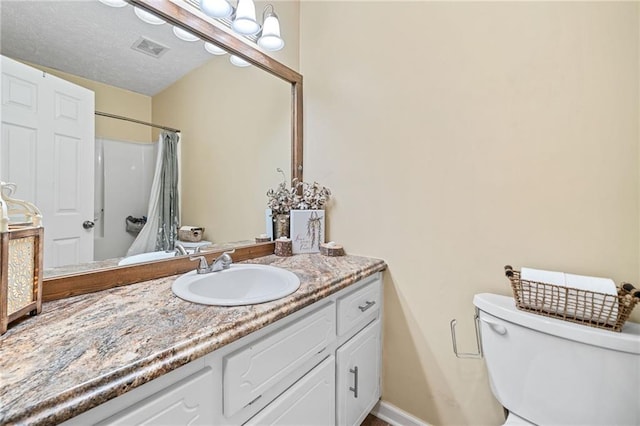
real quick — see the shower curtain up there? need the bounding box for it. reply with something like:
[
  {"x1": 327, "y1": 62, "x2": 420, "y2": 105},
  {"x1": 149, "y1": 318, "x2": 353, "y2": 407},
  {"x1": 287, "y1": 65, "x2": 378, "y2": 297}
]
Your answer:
[{"x1": 126, "y1": 131, "x2": 180, "y2": 256}]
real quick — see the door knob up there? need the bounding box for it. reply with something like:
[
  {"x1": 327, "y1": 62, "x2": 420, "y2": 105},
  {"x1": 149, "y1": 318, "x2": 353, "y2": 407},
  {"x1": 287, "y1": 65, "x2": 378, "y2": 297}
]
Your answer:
[{"x1": 83, "y1": 220, "x2": 95, "y2": 229}]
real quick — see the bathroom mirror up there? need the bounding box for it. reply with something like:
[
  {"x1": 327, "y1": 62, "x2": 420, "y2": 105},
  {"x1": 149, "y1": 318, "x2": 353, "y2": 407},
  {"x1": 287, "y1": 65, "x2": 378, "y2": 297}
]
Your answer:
[{"x1": 0, "y1": 0, "x2": 302, "y2": 299}]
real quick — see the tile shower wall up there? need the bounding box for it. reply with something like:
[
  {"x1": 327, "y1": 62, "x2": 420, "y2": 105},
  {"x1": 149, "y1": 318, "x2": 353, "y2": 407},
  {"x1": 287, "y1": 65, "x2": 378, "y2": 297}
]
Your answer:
[{"x1": 94, "y1": 138, "x2": 156, "y2": 261}]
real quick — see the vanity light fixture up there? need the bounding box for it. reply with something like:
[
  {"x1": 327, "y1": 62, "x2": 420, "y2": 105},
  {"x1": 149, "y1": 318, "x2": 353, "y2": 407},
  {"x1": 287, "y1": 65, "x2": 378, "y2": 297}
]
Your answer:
[
  {"x1": 173, "y1": 26, "x2": 201, "y2": 42},
  {"x1": 97, "y1": 0, "x2": 128, "y2": 7},
  {"x1": 257, "y1": 5, "x2": 283, "y2": 51},
  {"x1": 134, "y1": 6, "x2": 166, "y2": 25},
  {"x1": 199, "y1": 0, "x2": 233, "y2": 19},
  {"x1": 195, "y1": 0, "x2": 286, "y2": 52},
  {"x1": 229, "y1": 55, "x2": 251, "y2": 67},
  {"x1": 204, "y1": 42, "x2": 227, "y2": 55},
  {"x1": 232, "y1": 0, "x2": 261, "y2": 35}
]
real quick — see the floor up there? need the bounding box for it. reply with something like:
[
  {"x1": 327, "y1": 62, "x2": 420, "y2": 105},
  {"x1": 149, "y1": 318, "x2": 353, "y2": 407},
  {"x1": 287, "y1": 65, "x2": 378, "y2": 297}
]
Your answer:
[{"x1": 361, "y1": 414, "x2": 392, "y2": 426}]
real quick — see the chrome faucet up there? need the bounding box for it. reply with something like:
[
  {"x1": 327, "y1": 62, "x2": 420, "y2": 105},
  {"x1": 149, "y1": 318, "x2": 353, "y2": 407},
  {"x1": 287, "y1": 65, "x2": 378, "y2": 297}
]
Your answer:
[
  {"x1": 174, "y1": 243, "x2": 188, "y2": 256},
  {"x1": 190, "y1": 249, "x2": 235, "y2": 274}
]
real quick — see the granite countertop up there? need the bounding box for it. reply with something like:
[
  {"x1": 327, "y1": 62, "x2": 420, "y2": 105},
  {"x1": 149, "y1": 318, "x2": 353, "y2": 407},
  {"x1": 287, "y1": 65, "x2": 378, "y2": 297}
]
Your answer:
[{"x1": 0, "y1": 254, "x2": 386, "y2": 425}]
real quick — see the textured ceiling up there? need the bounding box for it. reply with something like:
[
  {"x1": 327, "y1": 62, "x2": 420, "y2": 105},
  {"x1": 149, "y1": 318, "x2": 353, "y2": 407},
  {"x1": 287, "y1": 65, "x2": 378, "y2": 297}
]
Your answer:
[{"x1": 0, "y1": 0, "x2": 216, "y2": 96}]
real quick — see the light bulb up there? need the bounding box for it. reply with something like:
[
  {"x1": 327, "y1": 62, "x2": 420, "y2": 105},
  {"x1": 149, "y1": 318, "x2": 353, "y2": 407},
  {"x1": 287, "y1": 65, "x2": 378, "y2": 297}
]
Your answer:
[
  {"x1": 204, "y1": 42, "x2": 227, "y2": 55},
  {"x1": 134, "y1": 7, "x2": 165, "y2": 25},
  {"x1": 200, "y1": 0, "x2": 233, "y2": 18},
  {"x1": 257, "y1": 12, "x2": 284, "y2": 51},
  {"x1": 232, "y1": 0, "x2": 261, "y2": 35},
  {"x1": 173, "y1": 26, "x2": 200, "y2": 42},
  {"x1": 230, "y1": 55, "x2": 251, "y2": 67}
]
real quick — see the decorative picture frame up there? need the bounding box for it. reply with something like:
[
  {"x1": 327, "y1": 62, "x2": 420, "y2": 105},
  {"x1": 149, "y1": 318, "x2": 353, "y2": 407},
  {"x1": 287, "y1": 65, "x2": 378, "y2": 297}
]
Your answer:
[{"x1": 290, "y1": 209, "x2": 325, "y2": 254}]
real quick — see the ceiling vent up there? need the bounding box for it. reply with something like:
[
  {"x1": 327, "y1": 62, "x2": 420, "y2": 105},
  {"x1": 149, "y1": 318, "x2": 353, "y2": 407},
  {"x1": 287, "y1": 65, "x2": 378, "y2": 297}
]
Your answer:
[{"x1": 131, "y1": 37, "x2": 170, "y2": 59}]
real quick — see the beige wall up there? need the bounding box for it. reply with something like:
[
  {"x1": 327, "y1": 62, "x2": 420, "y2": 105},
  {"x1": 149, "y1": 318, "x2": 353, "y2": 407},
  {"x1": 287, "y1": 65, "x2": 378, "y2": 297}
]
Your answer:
[
  {"x1": 300, "y1": 2, "x2": 639, "y2": 425},
  {"x1": 27, "y1": 63, "x2": 152, "y2": 142},
  {"x1": 153, "y1": 0, "x2": 300, "y2": 244}
]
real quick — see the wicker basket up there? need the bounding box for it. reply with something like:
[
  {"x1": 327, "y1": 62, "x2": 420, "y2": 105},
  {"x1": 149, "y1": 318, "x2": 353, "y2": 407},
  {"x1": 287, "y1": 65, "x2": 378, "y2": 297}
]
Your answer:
[{"x1": 504, "y1": 265, "x2": 639, "y2": 332}]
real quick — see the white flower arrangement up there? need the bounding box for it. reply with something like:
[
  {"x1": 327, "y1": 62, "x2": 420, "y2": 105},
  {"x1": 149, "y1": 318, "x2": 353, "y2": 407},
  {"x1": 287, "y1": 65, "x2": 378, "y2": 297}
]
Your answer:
[
  {"x1": 293, "y1": 181, "x2": 331, "y2": 210},
  {"x1": 266, "y1": 169, "x2": 297, "y2": 215},
  {"x1": 266, "y1": 168, "x2": 332, "y2": 214}
]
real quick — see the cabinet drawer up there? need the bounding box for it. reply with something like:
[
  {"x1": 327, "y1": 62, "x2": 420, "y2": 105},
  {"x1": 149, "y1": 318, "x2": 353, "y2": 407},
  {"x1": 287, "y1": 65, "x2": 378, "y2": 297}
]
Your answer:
[
  {"x1": 337, "y1": 275, "x2": 381, "y2": 337},
  {"x1": 223, "y1": 302, "x2": 336, "y2": 419},
  {"x1": 245, "y1": 356, "x2": 335, "y2": 426}
]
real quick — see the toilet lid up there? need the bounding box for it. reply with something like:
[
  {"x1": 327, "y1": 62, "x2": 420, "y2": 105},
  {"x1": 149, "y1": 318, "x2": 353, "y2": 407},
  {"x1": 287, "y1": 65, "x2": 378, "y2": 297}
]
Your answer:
[{"x1": 474, "y1": 293, "x2": 640, "y2": 355}]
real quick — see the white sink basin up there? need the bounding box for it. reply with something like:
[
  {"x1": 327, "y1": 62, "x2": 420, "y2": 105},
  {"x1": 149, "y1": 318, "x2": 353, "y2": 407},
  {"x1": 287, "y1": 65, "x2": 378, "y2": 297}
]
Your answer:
[
  {"x1": 118, "y1": 250, "x2": 176, "y2": 266},
  {"x1": 171, "y1": 264, "x2": 301, "y2": 306}
]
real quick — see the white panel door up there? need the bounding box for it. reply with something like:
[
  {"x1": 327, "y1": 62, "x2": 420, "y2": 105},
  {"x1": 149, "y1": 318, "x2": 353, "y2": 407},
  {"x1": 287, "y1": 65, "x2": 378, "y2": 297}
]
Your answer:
[
  {"x1": 1, "y1": 55, "x2": 95, "y2": 267},
  {"x1": 1, "y1": 55, "x2": 41, "y2": 203}
]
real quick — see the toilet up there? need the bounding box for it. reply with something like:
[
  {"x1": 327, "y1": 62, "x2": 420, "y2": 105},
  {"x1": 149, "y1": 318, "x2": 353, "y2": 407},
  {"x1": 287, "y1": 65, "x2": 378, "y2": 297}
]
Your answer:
[{"x1": 473, "y1": 293, "x2": 640, "y2": 426}]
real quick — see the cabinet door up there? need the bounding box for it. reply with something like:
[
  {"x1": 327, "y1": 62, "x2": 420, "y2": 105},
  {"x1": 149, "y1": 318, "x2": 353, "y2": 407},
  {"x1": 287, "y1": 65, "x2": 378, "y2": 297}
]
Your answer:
[
  {"x1": 97, "y1": 367, "x2": 215, "y2": 426},
  {"x1": 246, "y1": 356, "x2": 335, "y2": 426},
  {"x1": 336, "y1": 319, "x2": 381, "y2": 426}
]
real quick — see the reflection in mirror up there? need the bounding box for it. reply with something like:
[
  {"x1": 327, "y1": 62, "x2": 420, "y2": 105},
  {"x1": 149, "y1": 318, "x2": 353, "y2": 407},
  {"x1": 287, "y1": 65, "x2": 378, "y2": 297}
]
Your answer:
[{"x1": 0, "y1": 0, "x2": 292, "y2": 277}]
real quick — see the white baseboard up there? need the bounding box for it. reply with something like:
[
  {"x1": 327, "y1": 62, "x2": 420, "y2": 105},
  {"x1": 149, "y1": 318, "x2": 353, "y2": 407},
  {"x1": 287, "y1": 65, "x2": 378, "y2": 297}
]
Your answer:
[{"x1": 371, "y1": 400, "x2": 431, "y2": 426}]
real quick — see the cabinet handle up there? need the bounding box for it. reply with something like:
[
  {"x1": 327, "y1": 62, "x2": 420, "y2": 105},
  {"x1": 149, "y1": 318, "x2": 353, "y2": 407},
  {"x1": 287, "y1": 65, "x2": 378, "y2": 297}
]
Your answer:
[
  {"x1": 349, "y1": 366, "x2": 359, "y2": 398},
  {"x1": 358, "y1": 300, "x2": 376, "y2": 312}
]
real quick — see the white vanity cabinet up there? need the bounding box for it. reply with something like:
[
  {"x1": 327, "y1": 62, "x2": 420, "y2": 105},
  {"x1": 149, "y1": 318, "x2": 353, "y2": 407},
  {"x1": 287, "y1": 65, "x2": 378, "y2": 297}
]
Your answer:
[{"x1": 63, "y1": 272, "x2": 383, "y2": 426}]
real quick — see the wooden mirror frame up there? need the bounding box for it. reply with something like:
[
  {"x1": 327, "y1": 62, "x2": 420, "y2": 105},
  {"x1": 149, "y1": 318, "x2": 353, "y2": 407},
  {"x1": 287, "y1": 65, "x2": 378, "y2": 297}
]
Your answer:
[{"x1": 42, "y1": 0, "x2": 303, "y2": 301}]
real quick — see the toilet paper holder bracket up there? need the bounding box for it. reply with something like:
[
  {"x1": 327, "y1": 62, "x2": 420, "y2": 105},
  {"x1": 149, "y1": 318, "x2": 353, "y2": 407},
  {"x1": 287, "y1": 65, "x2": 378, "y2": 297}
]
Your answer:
[{"x1": 450, "y1": 309, "x2": 483, "y2": 359}]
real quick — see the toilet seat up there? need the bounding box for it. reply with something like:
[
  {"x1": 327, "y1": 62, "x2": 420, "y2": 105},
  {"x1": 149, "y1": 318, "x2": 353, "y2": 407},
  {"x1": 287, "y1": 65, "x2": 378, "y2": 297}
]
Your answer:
[{"x1": 503, "y1": 412, "x2": 534, "y2": 425}]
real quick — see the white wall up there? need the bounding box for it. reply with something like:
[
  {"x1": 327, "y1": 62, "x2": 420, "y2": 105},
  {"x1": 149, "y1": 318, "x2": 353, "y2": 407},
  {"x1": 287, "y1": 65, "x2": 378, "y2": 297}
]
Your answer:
[{"x1": 300, "y1": 2, "x2": 639, "y2": 425}]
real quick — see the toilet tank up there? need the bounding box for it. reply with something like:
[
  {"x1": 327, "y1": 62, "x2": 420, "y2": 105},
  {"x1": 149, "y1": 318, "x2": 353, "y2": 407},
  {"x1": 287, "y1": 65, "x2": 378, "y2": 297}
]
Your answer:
[{"x1": 473, "y1": 293, "x2": 640, "y2": 426}]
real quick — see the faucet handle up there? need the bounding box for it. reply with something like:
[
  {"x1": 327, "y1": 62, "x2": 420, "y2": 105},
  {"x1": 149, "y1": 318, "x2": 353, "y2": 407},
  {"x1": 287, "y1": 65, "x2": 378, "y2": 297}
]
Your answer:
[
  {"x1": 220, "y1": 249, "x2": 235, "y2": 266},
  {"x1": 221, "y1": 248, "x2": 236, "y2": 257},
  {"x1": 189, "y1": 255, "x2": 209, "y2": 273}
]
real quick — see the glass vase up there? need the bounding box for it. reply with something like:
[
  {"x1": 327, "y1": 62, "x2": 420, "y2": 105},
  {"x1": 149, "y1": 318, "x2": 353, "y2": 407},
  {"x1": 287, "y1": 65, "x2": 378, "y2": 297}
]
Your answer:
[{"x1": 273, "y1": 214, "x2": 290, "y2": 239}]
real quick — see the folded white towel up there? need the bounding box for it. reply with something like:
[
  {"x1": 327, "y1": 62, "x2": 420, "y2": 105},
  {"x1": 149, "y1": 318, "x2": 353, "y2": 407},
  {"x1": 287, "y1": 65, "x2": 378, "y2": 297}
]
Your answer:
[
  {"x1": 518, "y1": 268, "x2": 619, "y2": 326},
  {"x1": 564, "y1": 273, "x2": 618, "y2": 325},
  {"x1": 564, "y1": 273, "x2": 616, "y2": 294},
  {"x1": 521, "y1": 267, "x2": 565, "y2": 286}
]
